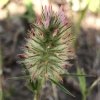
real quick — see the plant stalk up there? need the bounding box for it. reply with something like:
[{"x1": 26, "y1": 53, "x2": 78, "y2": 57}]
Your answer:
[
  {"x1": 34, "y1": 79, "x2": 43, "y2": 100},
  {"x1": 82, "y1": 95, "x2": 87, "y2": 100}
]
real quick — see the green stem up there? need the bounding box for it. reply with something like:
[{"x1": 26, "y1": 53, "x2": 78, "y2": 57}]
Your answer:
[
  {"x1": 34, "y1": 91, "x2": 41, "y2": 100},
  {"x1": 34, "y1": 90, "x2": 41, "y2": 100},
  {"x1": 82, "y1": 95, "x2": 87, "y2": 100},
  {"x1": 34, "y1": 95, "x2": 36, "y2": 100},
  {"x1": 34, "y1": 79, "x2": 43, "y2": 100}
]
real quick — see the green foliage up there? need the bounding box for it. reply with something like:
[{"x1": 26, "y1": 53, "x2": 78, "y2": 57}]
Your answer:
[
  {"x1": 25, "y1": 80, "x2": 39, "y2": 93},
  {"x1": 77, "y1": 67, "x2": 86, "y2": 95},
  {"x1": 49, "y1": 78, "x2": 75, "y2": 97},
  {"x1": 77, "y1": 67, "x2": 100, "y2": 100},
  {"x1": 87, "y1": 77, "x2": 100, "y2": 95},
  {"x1": 21, "y1": 62, "x2": 30, "y2": 76},
  {"x1": 7, "y1": 75, "x2": 30, "y2": 80},
  {"x1": 60, "y1": 73, "x2": 88, "y2": 77},
  {"x1": 76, "y1": 0, "x2": 91, "y2": 29},
  {"x1": 71, "y1": 0, "x2": 99, "y2": 38},
  {"x1": 0, "y1": 89, "x2": 2, "y2": 100},
  {"x1": 19, "y1": 0, "x2": 36, "y2": 22},
  {"x1": 24, "y1": 0, "x2": 34, "y2": 16},
  {"x1": 73, "y1": 0, "x2": 91, "y2": 49},
  {"x1": 3, "y1": 88, "x2": 15, "y2": 99}
]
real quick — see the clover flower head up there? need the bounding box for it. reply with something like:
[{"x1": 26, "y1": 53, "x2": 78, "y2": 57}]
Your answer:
[{"x1": 18, "y1": 5, "x2": 74, "y2": 82}]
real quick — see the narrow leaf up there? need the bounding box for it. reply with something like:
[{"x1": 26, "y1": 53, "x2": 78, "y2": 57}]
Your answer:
[
  {"x1": 60, "y1": 73, "x2": 90, "y2": 77},
  {"x1": 34, "y1": 79, "x2": 39, "y2": 90},
  {"x1": 25, "y1": 80, "x2": 40, "y2": 92},
  {"x1": 25, "y1": 82, "x2": 35, "y2": 93},
  {"x1": 87, "y1": 77, "x2": 100, "y2": 94},
  {"x1": 0, "y1": 89, "x2": 2, "y2": 100},
  {"x1": 49, "y1": 78, "x2": 75, "y2": 97},
  {"x1": 29, "y1": 80, "x2": 35, "y2": 90},
  {"x1": 6, "y1": 75, "x2": 30, "y2": 81},
  {"x1": 77, "y1": 67, "x2": 86, "y2": 95},
  {"x1": 21, "y1": 62, "x2": 30, "y2": 75}
]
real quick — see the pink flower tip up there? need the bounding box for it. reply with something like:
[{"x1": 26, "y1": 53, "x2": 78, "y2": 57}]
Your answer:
[
  {"x1": 62, "y1": 34, "x2": 70, "y2": 40},
  {"x1": 64, "y1": 64, "x2": 72, "y2": 67},
  {"x1": 39, "y1": 32, "x2": 43, "y2": 36},
  {"x1": 54, "y1": 28, "x2": 59, "y2": 36},
  {"x1": 31, "y1": 29, "x2": 35, "y2": 36},
  {"x1": 64, "y1": 18, "x2": 69, "y2": 25},
  {"x1": 25, "y1": 46, "x2": 29, "y2": 48},
  {"x1": 36, "y1": 13, "x2": 42, "y2": 25}
]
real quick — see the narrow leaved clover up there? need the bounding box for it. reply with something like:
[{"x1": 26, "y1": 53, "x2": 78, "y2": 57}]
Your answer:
[{"x1": 18, "y1": 5, "x2": 75, "y2": 99}]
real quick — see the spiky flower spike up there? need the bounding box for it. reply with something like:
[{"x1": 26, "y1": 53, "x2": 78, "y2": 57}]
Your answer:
[{"x1": 19, "y1": 5, "x2": 74, "y2": 82}]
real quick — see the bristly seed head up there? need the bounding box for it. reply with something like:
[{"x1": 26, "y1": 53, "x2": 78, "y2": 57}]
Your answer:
[{"x1": 19, "y1": 5, "x2": 74, "y2": 82}]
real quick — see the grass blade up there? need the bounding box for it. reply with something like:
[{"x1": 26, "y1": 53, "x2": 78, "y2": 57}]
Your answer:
[
  {"x1": 0, "y1": 89, "x2": 2, "y2": 100},
  {"x1": 6, "y1": 75, "x2": 30, "y2": 81},
  {"x1": 87, "y1": 77, "x2": 100, "y2": 94},
  {"x1": 60, "y1": 73, "x2": 90, "y2": 77},
  {"x1": 25, "y1": 82, "x2": 35, "y2": 93},
  {"x1": 77, "y1": 67, "x2": 86, "y2": 95},
  {"x1": 21, "y1": 62, "x2": 30, "y2": 76},
  {"x1": 49, "y1": 78, "x2": 75, "y2": 97}
]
